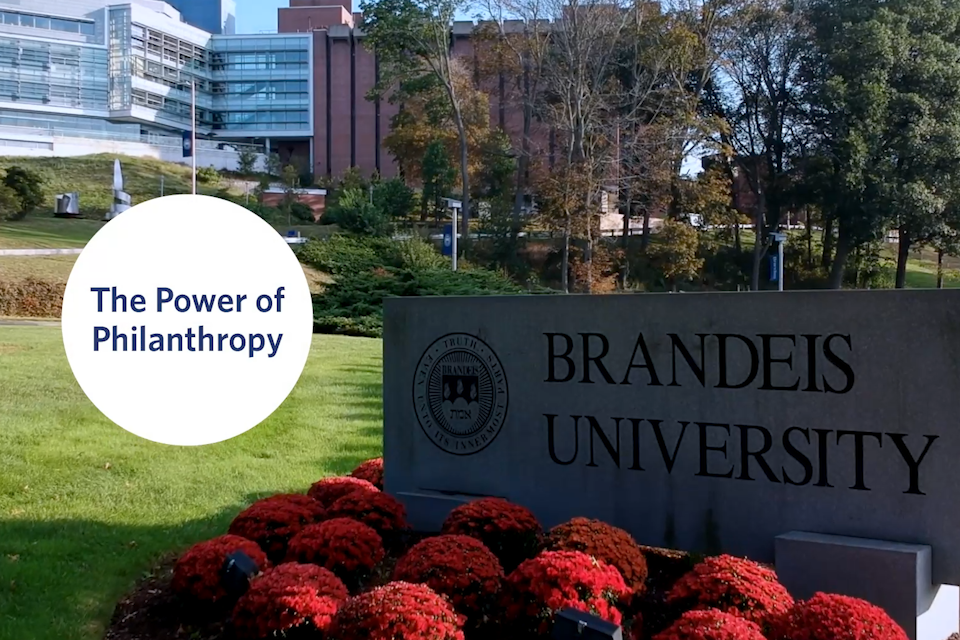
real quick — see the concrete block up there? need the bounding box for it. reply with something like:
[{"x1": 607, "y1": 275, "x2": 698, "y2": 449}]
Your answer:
[
  {"x1": 396, "y1": 491, "x2": 488, "y2": 531},
  {"x1": 775, "y1": 531, "x2": 958, "y2": 640}
]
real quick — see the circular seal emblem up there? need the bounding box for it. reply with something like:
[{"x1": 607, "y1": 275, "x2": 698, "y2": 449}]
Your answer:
[{"x1": 413, "y1": 333, "x2": 508, "y2": 456}]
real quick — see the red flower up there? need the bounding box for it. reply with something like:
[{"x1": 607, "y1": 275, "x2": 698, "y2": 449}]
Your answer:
[
  {"x1": 771, "y1": 592, "x2": 908, "y2": 640},
  {"x1": 228, "y1": 494, "x2": 326, "y2": 562},
  {"x1": 654, "y1": 609, "x2": 767, "y2": 640},
  {"x1": 350, "y1": 457, "x2": 384, "y2": 490},
  {"x1": 232, "y1": 563, "x2": 348, "y2": 639},
  {"x1": 286, "y1": 518, "x2": 385, "y2": 590},
  {"x1": 441, "y1": 498, "x2": 542, "y2": 571},
  {"x1": 327, "y1": 581, "x2": 465, "y2": 640},
  {"x1": 172, "y1": 535, "x2": 270, "y2": 605},
  {"x1": 666, "y1": 555, "x2": 793, "y2": 628},
  {"x1": 307, "y1": 476, "x2": 379, "y2": 508},
  {"x1": 326, "y1": 490, "x2": 408, "y2": 536},
  {"x1": 393, "y1": 535, "x2": 504, "y2": 622},
  {"x1": 545, "y1": 517, "x2": 648, "y2": 594},
  {"x1": 502, "y1": 550, "x2": 630, "y2": 636}
]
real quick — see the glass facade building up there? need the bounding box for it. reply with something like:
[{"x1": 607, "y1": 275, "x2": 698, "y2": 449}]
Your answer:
[{"x1": 0, "y1": 0, "x2": 312, "y2": 156}]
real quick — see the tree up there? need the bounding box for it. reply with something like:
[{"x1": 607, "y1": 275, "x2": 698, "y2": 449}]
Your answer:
[
  {"x1": 266, "y1": 153, "x2": 283, "y2": 178},
  {"x1": 281, "y1": 164, "x2": 300, "y2": 227},
  {"x1": 0, "y1": 183, "x2": 22, "y2": 221},
  {"x1": 649, "y1": 218, "x2": 704, "y2": 288},
  {"x1": 362, "y1": 0, "x2": 475, "y2": 235},
  {"x1": 421, "y1": 139, "x2": 456, "y2": 224},
  {"x1": 707, "y1": 0, "x2": 807, "y2": 290},
  {"x1": 2, "y1": 167, "x2": 44, "y2": 221},
  {"x1": 237, "y1": 146, "x2": 259, "y2": 175},
  {"x1": 374, "y1": 178, "x2": 416, "y2": 219}
]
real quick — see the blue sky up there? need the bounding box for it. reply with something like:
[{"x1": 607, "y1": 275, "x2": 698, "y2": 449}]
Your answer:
[{"x1": 236, "y1": 0, "x2": 286, "y2": 33}]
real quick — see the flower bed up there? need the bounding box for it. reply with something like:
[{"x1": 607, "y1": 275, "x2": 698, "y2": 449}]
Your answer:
[{"x1": 110, "y1": 457, "x2": 912, "y2": 640}]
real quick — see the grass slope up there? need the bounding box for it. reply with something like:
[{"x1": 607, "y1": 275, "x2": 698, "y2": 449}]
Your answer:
[
  {"x1": 0, "y1": 328, "x2": 383, "y2": 640},
  {"x1": 0, "y1": 154, "x2": 231, "y2": 219}
]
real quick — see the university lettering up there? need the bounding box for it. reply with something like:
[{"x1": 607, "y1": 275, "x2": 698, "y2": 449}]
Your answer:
[
  {"x1": 544, "y1": 332, "x2": 855, "y2": 394},
  {"x1": 543, "y1": 414, "x2": 937, "y2": 495}
]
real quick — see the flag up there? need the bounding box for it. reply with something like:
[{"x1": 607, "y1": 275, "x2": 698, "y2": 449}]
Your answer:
[{"x1": 182, "y1": 131, "x2": 193, "y2": 158}]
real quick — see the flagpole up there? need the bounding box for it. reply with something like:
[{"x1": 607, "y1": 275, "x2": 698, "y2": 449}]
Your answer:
[{"x1": 191, "y1": 79, "x2": 197, "y2": 195}]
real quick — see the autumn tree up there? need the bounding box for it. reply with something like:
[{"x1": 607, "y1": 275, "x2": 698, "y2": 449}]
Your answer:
[{"x1": 362, "y1": 0, "x2": 476, "y2": 234}]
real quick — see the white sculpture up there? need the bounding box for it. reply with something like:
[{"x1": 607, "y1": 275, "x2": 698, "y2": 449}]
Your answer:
[{"x1": 104, "y1": 159, "x2": 131, "y2": 221}]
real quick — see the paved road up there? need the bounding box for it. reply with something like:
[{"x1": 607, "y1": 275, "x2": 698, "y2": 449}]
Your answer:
[{"x1": 0, "y1": 319, "x2": 60, "y2": 327}]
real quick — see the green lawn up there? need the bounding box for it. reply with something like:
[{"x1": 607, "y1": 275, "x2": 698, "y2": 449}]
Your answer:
[{"x1": 0, "y1": 328, "x2": 383, "y2": 640}]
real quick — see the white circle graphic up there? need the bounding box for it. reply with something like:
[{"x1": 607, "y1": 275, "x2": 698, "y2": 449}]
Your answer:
[{"x1": 61, "y1": 194, "x2": 314, "y2": 446}]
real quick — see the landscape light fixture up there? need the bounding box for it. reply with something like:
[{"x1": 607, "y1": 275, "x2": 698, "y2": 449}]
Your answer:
[
  {"x1": 552, "y1": 608, "x2": 623, "y2": 640},
  {"x1": 221, "y1": 551, "x2": 260, "y2": 597}
]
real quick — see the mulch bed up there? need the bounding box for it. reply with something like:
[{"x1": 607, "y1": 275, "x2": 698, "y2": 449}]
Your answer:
[{"x1": 104, "y1": 537, "x2": 695, "y2": 640}]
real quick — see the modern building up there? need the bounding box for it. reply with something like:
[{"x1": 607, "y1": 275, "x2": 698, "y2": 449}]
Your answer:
[
  {"x1": 0, "y1": 0, "x2": 540, "y2": 179},
  {"x1": 165, "y1": 0, "x2": 236, "y2": 35},
  {"x1": 0, "y1": 0, "x2": 310, "y2": 170}
]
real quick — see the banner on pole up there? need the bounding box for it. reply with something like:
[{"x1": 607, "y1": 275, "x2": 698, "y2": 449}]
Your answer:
[
  {"x1": 182, "y1": 131, "x2": 193, "y2": 158},
  {"x1": 442, "y1": 224, "x2": 453, "y2": 257},
  {"x1": 769, "y1": 255, "x2": 779, "y2": 282}
]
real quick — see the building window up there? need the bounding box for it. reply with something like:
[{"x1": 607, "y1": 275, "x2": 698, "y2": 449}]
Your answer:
[{"x1": 0, "y1": 10, "x2": 95, "y2": 36}]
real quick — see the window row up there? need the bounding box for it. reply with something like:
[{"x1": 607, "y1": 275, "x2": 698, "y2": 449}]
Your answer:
[
  {"x1": 132, "y1": 88, "x2": 208, "y2": 121},
  {"x1": 132, "y1": 57, "x2": 209, "y2": 92},
  {"x1": 212, "y1": 37, "x2": 310, "y2": 51},
  {"x1": 214, "y1": 110, "x2": 309, "y2": 124},
  {"x1": 0, "y1": 79, "x2": 107, "y2": 105},
  {"x1": 212, "y1": 51, "x2": 308, "y2": 64},
  {"x1": 0, "y1": 11, "x2": 96, "y2": 36},
  {"x1": 212, "y1": 62, "x2": 308, "y2": 72},
  {"x1": 212, "y1": 121, "x2": 309, "y2": 131},
  {"x1": 211, "y1": 80, "x2": 307, "y2": 94}
]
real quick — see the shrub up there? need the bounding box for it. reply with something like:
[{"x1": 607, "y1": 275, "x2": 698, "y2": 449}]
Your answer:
[
  {"x1": 545, "y1": 517, "x2": 648, "y2": 595},
  {"x1": 232, "y1": 563, "x2": 348, "y2": 639},
  {"x1": 285, "y1": 518, "x2": 385, "y2": 590},
  {"x1": 666, "y1": 555, "x2": 793, "y2": 628},
  {"x1": 0, "y1": 183, "x2": 21, "y2": 219},
  {"x1": 237, "y1": 147, "x2": 259, "y2": 174},
  {"x1": 327, "y1": 581, "x2": 465, "y2": 640},
  {"x1": 227, "y1": 494, "x2": 326, "y2": 563},
  {"x1": 390, "y1": 236, "x2": 448, "y2": 270},
  {"x1": 654, "y1": 609, "x2": 767, "y2": 640},
  {"x1": 307, "y1": 476, "x2": 379, "y2": 508},
  {"x1": 771, "y1": 592, "x2": 908, "y2": 640},
  {"x1": 296, "y1": 235, "x2": 394, "y2": 276},
  {"x1": 172, "y1": 535, "x2": 269, "y2": 606},
  {"x1": 0, "y1": 279, "x2": 64, "y2": 318},
  {"x1": 3, "y1": 166, "x2": 44, "y2": 220},
  {"x1": 196, "y1": 166, "x2": 221, "y2": 186},
  {"x1": 392, "y1": 535, "x2": 503, "y2": 622},
  {"x1": 326, "y1": 490, "x2": 408, "y2": 538},
  {"x1": 328, "y1": 188, "x2": 392, "y2": 236},
  {"x1": 350, "y1": 457, "x2": 383, "y2": 489},
  {"x1": 502, "y1": 550, "x2": 630, "y2": 636},
  {"x1": 290, "y1": 201, "x2": 315, "y2": 223},
  {"x1": 441, "y1": 497, "x2": 542, "y2": 571}
]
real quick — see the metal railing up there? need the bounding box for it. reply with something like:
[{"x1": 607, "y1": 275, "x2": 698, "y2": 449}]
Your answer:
[{"x1": 0, "y1": 123, "x2": 263, "y2": 152}]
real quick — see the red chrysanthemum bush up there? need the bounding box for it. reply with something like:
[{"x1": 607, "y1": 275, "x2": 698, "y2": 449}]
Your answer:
[
  {"x1": 350, "y1": 457, "x2": 384, "y2": 489},
  {"x1": 307, "y1": 476, "x2": 379, "y2": 508},
  {"x1": 501, "y1": 550, "x2": 630, "y2": 636},
  {"x1": 545, "y1": 517, "x2": 649, "y2": 594},
  {"x1": 392, "y1": 535, "x2": 504, "y2": 623},
  {"x1": 666, "y1": 555, "x2": 793, "y2": 628},
  {"x1": 327, "y1": 581, "x2": 465, "y2": 640},
  {"x1": 653, "y1": 609, "x2": 768, "y2": 640},
  {"x1": 326, "y1": 490, "x2": 408, "y2": 538},
  {"x1": 285, "y1": 518, "x2": 385, "y2": 591},
  {"x1": 228, "y1": 494, "x2": 327, "y2": 562},
  {"x1": 231, "y1": 563, "x2": 348, "y2": 639},
  {"x1": 441, "y1": 497, "x2": 543, "y2": 571},
  {"x1": 172, "y1": 535, "x2": 270, "y2": 606},
  {"x1": 770, "y1": 592, "x2": 908, "y2": 640}
]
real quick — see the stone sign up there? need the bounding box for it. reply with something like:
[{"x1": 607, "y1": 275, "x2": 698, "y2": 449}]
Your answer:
[{"x1": 383, "y1": 291, "x2": 960, "y2": 585}]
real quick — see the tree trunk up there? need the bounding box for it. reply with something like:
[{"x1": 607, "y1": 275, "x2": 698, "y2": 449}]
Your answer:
[
  {"x1": 750, "y1": 212, "x2": 763, "y2": 291},
  {"x1": 827, "y1": 233, "x2": 850, "y2": 289},
  {"x1": 621, "y1": 186, "x2": 631, "y2": 249},
  {"x1": 938, "y1": 249, "x2": 945, "y2": 289},
  {"x1": 561, "y1": 213, "x2": 571, "y2": 293},
  {"x1": 734, "y1": 220, "x2": 742, "y2": 253},
  {"x1": 641, "y1": 208, "x2": 651, "y2": 251},
  {"x1": 512, "y1": 63, "x2": 532, "y2": 238},
  {"x1": 821, "y1": 218, "x2": 834, "y2": 270},
  {"x1": 805, "y1": 207, "x2": 812, "y2": 267},
  {"x1": 895, "y1": 229, "x2": 911, "y2": 289}
]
